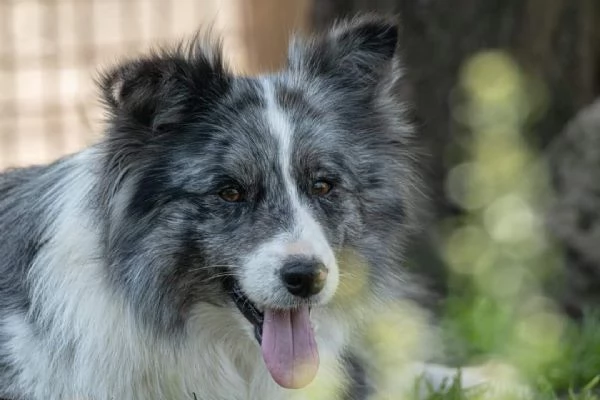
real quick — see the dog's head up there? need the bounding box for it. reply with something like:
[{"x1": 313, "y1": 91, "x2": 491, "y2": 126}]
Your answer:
[{"x1": 98, "y1": 15, "x2": 421, "y2": 389}]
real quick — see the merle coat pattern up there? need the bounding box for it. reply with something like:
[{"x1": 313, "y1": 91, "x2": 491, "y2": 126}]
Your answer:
[{"x1": 0, "y1": 15, "x2": 481, "y2": 400}]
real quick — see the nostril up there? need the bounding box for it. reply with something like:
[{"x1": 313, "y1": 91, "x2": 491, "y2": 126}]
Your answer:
[
  {"x1": 282, "y1": 273, "x2": 304, "y2": 291},
  {"x1": 280, "y1": 259, "x2": 328, "y2": 298}
]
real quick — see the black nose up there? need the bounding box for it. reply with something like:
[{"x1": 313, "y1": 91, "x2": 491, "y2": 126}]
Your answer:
[{"x1": 280, "y1": 259, "x2": 328, "y2": 298}]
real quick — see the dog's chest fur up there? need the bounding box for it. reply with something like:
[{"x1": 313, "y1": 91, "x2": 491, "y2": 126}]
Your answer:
[
  {"x1": 5, "y1": 307, "x2": 347, "y2": 400},
  {"x1": 4, "y1": 310, "x2": 329, "y2": 400}
]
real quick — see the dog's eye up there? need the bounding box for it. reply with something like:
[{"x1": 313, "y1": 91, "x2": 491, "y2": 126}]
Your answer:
[
  {"x1": 219, "y1": 187, "x2": 244, "y2": 202},
  {"x1": 310, "y1": 180, "x2": 333, "y2": 196}
]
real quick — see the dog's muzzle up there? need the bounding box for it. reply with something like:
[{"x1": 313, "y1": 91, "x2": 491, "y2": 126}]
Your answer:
[{"x1": 224, "y1": 272, "x2": 320, "y2": 389}]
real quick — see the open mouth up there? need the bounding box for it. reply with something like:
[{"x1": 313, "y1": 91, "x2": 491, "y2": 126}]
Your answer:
[
  {"x1": 226, "y1": 279, "x2": 320, "y2": 389},
  {"x1": 229, "y1": 279, "x2": 265, "y2": 343}
]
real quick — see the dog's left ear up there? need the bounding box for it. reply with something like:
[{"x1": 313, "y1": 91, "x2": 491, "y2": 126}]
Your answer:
[{"x1": 288, "y1": 15, "x2": 399, "y2": 83}]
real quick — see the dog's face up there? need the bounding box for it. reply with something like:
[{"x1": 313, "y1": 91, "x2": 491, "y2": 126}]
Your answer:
[{"x1": 99, "y1": 16, "x2": 419, "y2": 388}]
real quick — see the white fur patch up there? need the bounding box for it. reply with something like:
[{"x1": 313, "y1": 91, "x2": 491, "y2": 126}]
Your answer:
[{"x1": 239, "y1": 79, "x2": 339, "y2": 308}]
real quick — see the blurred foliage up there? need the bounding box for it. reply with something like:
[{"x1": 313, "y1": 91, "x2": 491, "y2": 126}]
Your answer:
[
  {"x1": 438, "y1": 50, "x2": 600, "y2": 397},
  {"x1": 441, "y1": 50, "x2": 563, "y2": 369}
]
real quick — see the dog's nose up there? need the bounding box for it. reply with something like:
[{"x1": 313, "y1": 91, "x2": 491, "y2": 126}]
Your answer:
[{"x1": 280, "y1": 259, "x2": 328, "y2": 298}]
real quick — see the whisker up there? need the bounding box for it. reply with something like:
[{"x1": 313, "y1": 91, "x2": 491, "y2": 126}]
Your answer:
[
  {"x1": 197, "y1": 273, "x2": 236, "y2": 282},
  {"x1": 186, "y1": 264, "x2": 233, "y2": 273}
]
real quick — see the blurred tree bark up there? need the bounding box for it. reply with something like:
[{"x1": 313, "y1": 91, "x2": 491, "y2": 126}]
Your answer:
[
  {"x1": 547, "y1": 99, "x2": 600, "y2": 318},
  {"x1": 310, "y1": 0, "x2": 600, "y2": 312}
]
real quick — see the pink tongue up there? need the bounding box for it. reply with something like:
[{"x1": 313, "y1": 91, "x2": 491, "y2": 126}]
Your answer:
[{"x1": 261, "y1": 306, "x2": 319, "y2": 389}]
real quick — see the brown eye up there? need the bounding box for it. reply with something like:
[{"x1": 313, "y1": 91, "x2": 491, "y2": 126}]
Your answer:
[
  {"x1": 310, "y1": 180, "x2": 332, "y2": 196},
  {"x1": 219, "y1": 187, "x2": 243, "y2": 202}
]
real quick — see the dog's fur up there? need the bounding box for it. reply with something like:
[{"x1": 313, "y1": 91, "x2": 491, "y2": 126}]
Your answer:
[{"x1": 0, "y1": 16, "x2": 483, "y2": 400}]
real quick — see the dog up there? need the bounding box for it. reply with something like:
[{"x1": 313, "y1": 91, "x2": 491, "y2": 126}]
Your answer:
[{"x1": 0, "y1": 15, "x2": 499, "y2": 400}]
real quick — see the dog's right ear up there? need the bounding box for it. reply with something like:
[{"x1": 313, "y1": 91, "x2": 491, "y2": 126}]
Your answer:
[
  {"x1": 99, "y1": 59, "x2": 172, "y2": 130},
  {"x1": 98, "y1": 40, "x2": 230, "y2": 134}
]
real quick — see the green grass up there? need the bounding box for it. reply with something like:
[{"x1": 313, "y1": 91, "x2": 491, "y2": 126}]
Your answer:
[
  {"x1": 415, "y1": 374, "x2": 599, "y2": 400},
  {"x1": 421, "y1": 309, "x2": 600, "y2": 400},
  {"x1": 535, "y1": 311, "x2": 600, "y2": 395}
]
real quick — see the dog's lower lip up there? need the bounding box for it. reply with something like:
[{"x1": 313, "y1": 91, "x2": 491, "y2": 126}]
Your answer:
[{"x1": 228, "y1": 280, "x2": 264, "y2": 343}]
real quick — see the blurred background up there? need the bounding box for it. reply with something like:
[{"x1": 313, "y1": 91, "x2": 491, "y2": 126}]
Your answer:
[
  {"x1": 0, "y1": 0, "x2": 311, "y2": 168},
  {"x1": 1, "y1": 0, "x2": 600, "y2": 397}
]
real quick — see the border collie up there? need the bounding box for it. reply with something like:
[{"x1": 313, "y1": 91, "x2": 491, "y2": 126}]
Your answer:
[{"x1": 0, "y1": 15, "x2": 490, "y2": 400}]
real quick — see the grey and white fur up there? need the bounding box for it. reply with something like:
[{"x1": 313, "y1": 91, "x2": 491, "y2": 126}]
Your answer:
[{"x1": 0, "y1": 15, "x2": 489, "y2": 400}]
